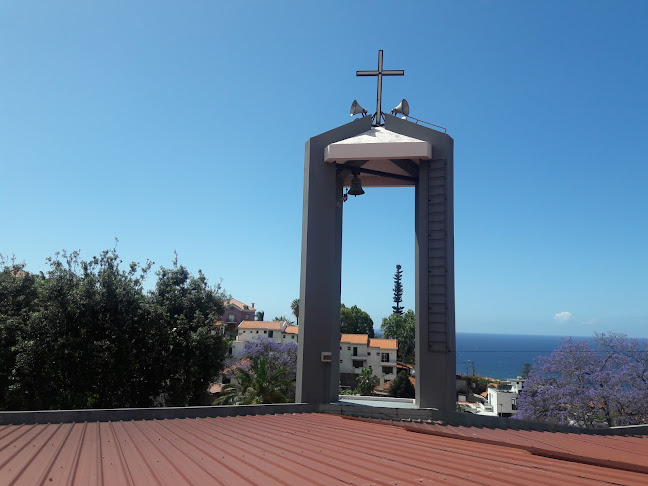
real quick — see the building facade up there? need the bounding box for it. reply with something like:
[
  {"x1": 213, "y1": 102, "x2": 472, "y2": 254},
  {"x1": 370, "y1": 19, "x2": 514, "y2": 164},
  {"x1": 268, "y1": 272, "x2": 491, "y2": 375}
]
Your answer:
[
  {"x1": 487, "y1": 378, "x2": 525, "y2": 417},
  {"x1": 218, "y1": 299, "x2": 256, "y2": 339},
  {"x1": 339, "y1": 334, "x2": 398, "y2": 388},
  {"x1": 232, "y1": 320, "x2": 299, "y2": 356}
]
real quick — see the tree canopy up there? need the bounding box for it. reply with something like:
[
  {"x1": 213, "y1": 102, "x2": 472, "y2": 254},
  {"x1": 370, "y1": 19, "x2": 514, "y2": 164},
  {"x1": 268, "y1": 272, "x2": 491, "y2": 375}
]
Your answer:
[
  {"x1": 217, "y1": 357, "x2": 291, "y2": 405},
  {"x1": 389, "y1": 370, "x2": 415, "y2": 398},
  {"x1": 381, "y1": 309, "x2": 415, "y2": 363},
  {"x1": 356, "y1": 368, "x2": 378, "y2": 396},
  {"x1": 392, "y1": 264, "x2": 403, "y2": 315},
  {"x1": 290, "y1": 298, "x2": 300, "y2": 326},
  {"x1": 0, "y1": 249, "x2": 228, "y2": 410},
  {"x1": 516, "y1": 333, "x2": 648, "y2": 428},
  {"x1": 340, "y1": 304, "x2": 374, "y2": 337}
]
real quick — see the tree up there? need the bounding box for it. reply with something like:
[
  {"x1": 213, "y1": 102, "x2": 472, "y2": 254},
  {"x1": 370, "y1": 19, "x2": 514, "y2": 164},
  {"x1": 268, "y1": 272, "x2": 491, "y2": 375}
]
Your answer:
[
  {"x1": 273, "y1": 315, "x2": 294, "y2": 325},
  {"x1": 381, "y1": 309, "x2": 415, "y2": 362},
  {"x1": 356, "y1": 368, "x2": 378, "y2": 396},
  {"x1": 389, "y1": 370, "x2": 415, "y2": 398},
  {"x1": 234, "y1": 336, "x2": 297, "y2": 388},
  {"x1": 392, "y1": 265, "x2": 403, "y2": 315},
  {"x1": 516, "y1": 333, "x2": 648, "y2": 428},
  {"x1": 290, "y1": 298, "x2": 300, "y2": 326},
  {"x1": 0, "y1": 248, "x2": 228, "y2": 411},
  {"x1": 217, "y1": 357, "x2": 291, "y2": 405},
  {"x1": 255, "y1": 310, "x2": 265, "y2": 321},
  {"x1": 340, "y1": 304, "x2": 374, "y2": 337},
  {"x1": 151, "y1": 259, "x2": 228, "y2": 407},
  {"x1": 520, "y1": 363, "x2": 532, "y2": 379}
]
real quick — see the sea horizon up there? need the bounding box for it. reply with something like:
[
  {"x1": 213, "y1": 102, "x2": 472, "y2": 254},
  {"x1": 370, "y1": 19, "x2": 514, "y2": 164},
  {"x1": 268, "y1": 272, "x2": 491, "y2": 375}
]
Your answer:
[{"x1": 455, "y1": 332, "x2": 592, "y2": 380}]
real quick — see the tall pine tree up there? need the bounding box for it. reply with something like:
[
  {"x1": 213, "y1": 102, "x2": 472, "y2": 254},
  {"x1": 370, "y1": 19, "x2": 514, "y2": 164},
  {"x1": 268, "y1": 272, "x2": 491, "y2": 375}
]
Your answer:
[{"x1": 392, "y1": 264, "x2": 403, "y2": 315}]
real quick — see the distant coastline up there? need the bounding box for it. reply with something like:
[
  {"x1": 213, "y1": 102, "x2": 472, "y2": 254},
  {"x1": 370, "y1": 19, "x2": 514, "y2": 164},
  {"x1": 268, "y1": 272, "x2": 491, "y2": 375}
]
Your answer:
[{"x1": 455, "y1": 332, "x2": 593, "y2": 380}]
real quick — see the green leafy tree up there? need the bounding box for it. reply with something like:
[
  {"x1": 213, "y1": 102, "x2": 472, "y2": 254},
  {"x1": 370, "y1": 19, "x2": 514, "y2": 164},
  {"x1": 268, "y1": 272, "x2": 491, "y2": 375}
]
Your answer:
[
  {"x1": 381, "y1": 309, "x2": 415, "y2": 362},
  {"x1": 152, "y1": 258, "x2": 228, "y2": 407},
  {"x1": 340, "y1": 304, "x2": 374, "y2": 337},
  {"x1": 217, "y1": 357, "x2": 291, "y2": 405},
  {"x1": 0, "y1": 248, "x2": 228, "y2": 411},
  {"x1": 273, "y1": 315, "x2": 294, "y2": 324},
  {"x1": 290, "y1": 298, "x2": 300, "y2": 326},
  {"x1": 356, "y1": 368, "x2": 378, "y2": 396},
  {"x1": 2, "y1": 249, "x2": 168, "y2": 410},
  {"x1": 392, "y1": 264, "x2": 403, "y2": 315},
  {"x1": 520, "y1": 363, "x2": 532, "y2": 379},
  {"x1": 255, "y1": 310, "x2": 265, "y2": 321},
  {"x1": 389, "y1": 370, "x2": 415, "y2": 398}
]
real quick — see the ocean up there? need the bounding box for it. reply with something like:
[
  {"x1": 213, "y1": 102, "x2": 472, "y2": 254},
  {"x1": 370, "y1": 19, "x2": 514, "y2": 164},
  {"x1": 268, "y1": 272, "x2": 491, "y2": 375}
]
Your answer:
[{"x1": 455, "y1": 332, "x2": 589, "y2": 380}]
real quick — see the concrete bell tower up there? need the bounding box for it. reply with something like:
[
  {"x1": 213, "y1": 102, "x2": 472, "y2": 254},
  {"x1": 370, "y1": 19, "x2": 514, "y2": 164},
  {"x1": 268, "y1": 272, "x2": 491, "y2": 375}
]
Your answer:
[{"x1": 296, "y1": 52, "x2": 456, "y2": 410}]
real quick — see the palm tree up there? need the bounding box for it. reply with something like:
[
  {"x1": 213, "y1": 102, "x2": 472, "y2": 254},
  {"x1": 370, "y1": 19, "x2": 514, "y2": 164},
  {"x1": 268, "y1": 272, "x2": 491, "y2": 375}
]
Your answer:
[
  {"x1": 216, "y1": 357, "x2": 292, "y2": 405},
  {"x1": 356, "y1": 368, "x2": 378, "y2": 396},
  {"x1": 255, "y1": 310, "x2": 265, "y2": 321},
  {"x1": 290, "y1": 298, "x2": 300, "y2": 326}
]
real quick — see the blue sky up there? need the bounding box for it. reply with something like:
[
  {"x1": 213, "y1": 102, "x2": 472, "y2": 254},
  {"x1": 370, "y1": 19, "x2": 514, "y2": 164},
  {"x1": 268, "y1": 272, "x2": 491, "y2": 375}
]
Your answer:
[{"x1": 1, "y1": 1, "x2": 647, "y2": 337}]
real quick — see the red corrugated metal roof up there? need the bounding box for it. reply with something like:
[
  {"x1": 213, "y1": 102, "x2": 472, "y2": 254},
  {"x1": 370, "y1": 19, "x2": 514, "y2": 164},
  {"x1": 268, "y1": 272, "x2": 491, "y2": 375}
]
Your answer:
[
  {"x1": 1, "y1": 413, "x2": 647, "y2": 485},
  {"x1": 399, "y1": 420, "x2": 648, "y2": 475}
]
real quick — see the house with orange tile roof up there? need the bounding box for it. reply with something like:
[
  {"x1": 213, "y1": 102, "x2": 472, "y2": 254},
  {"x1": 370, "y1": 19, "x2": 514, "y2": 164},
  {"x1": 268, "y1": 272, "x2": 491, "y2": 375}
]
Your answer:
[
  {"x1": 217, "y1": 298, "x2": 256, "y2": 339},
  {"x1": 231, "y1": 320, "x2": 299, "y2": 356},
  {"x1": 339, "y1": 334, "x2": 398, "y2": 387}
]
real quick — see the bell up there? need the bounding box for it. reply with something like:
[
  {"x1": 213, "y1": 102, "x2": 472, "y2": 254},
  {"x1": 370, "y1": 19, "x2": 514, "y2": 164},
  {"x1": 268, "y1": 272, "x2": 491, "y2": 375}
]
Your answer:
[{"x1": 348, "y1": 174, "x2": 365, "y2": 196}]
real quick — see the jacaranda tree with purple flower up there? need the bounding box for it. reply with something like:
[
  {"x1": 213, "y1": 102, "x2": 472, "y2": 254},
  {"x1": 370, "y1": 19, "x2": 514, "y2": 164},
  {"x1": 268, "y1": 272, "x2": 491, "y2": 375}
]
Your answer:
[
  {"x1": 516, "y1": 333, "x2": 648, "y2": 428},
  {"x1": 224, "y1": 337, "x2": 297, "y2": 400}
]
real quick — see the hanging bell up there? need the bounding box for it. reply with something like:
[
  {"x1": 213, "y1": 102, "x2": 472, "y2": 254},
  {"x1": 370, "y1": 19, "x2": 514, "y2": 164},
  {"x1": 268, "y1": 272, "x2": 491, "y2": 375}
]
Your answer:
[{"x1": 348, "y1": 174, "x2": 365, "y2": 196}]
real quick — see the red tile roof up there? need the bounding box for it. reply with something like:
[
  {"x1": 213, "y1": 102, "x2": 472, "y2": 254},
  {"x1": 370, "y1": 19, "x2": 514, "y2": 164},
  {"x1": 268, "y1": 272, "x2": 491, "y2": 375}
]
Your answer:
[
  {"x1": 368, "y1": 338, "x2": 397, "y2": 350},
  {"x1": 283, "y1": 325, "x2": 299, "y2": 334},
  {"x1": 224, "y1": 298, "x2": 255, "y2": 310},
  {"x1": 239, "y1": 320, "x2": 283, "y2": 330},
  {"x1": 340, "y1": 334, "x2": 368, "y2": 344},
  {"x1": 1, "y1": 413, "x2": 647, "y2": 485}
]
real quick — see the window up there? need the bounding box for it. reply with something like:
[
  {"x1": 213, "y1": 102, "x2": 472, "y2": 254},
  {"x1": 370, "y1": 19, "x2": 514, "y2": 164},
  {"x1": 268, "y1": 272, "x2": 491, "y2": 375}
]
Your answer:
[
  {"x1": 256, "y1": 330, "x2": 259, "y2": 334},
  {"x1": 347, "y1": 347, "x2": 351, "y2": 351},
  {"x1": 340, "y1": 360, "x2": 343, "y2": 363},
  {"x1": 268, "y1": 330, "x2": 273, "y2": 338},
  {"x1": 227, "y1": 314, "x2": 236, "y2": 322},
  {"x1": 352, "y1": 347, "x2": 358, "y2": 357},
  {"x1": 291, "y1": 336, "x2": 294, "y2": 339},
  {"x1": 382, "y1": 366, "x2": 394, "y2": 375},
  {"x1": 381, "y1": 353, "x2": 390, "y2": 362},
  {"x1": 263, "y1": 330, "x2": 267, "y2": 334},
  {"x1": 353, "y1": 360, "x2": 363, "y2": 369},
  {"x1": 512, "y1": 398, "x2": 518, "y2": 410},
  {"x1": 367, "y1": 352, "x2": 371, "y2": 356}
]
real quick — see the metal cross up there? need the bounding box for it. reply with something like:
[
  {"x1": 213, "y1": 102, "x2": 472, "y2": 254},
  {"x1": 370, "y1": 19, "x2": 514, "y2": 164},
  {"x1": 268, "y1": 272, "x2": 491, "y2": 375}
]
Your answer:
[{"x1": 356, "y1": 50, "x2": 404, "y2": 125}]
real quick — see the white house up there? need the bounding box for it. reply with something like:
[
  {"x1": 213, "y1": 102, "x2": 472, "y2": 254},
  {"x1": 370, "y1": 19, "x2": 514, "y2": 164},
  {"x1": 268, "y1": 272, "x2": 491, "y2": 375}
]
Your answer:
[
  {"x1": 230, "y1": 325, "x2": 397, "y2": 387},
  {"x1": 487, "y1": 377, "x2": 525, "y2": 417},
  {"x1": 339, "y1": 334, "x2": 398, "y2": 388},
  {"x1": 231, "y1": 321, "x2": 298, "y2": 356}
]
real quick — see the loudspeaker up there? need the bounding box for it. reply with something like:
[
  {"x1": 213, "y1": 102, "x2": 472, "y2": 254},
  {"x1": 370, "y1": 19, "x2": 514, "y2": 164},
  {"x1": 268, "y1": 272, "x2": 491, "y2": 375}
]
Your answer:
[
  {"x1": 391, "y1": 99, "x2": 409, "y2": 117},
  {"x1": 350, "y1": 100, "x2": 368, "y2": 117}
]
